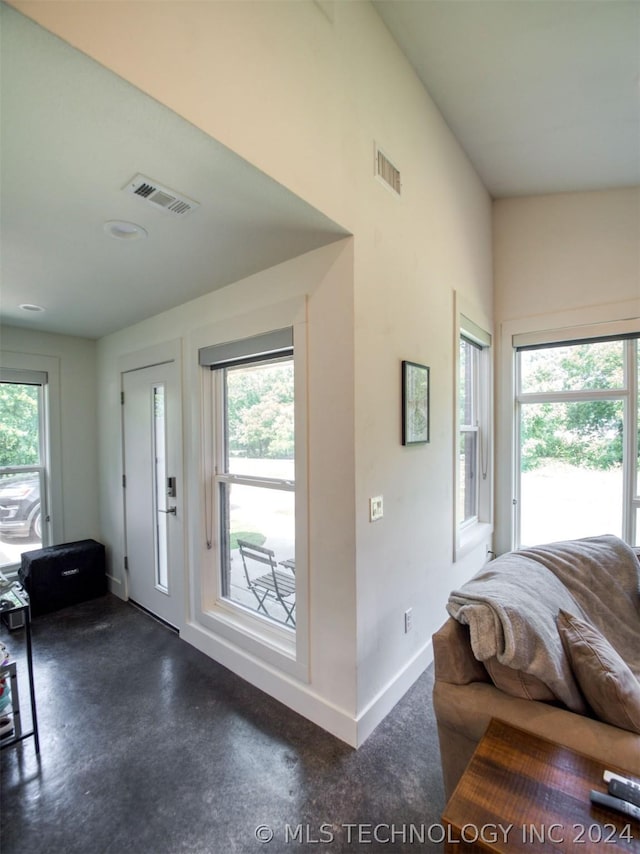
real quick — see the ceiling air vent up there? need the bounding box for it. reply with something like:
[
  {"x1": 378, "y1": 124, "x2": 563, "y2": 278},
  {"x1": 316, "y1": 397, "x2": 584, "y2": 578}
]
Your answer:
[
  {"x1": 374, "y1": 144, "x2": 401, "y2": 196},
  {"x1": 123, "y1": 174, "x2": 200, "y2": 217}
]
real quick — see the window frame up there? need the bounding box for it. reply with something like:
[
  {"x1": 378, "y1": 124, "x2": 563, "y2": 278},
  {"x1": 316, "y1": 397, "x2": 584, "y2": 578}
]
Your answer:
[
  {"x1": 514, "y1": 334, "x2": 639, "y2": 547},
  {"x1": 192, "y1": 300, "x2": 309, "y2": 682},
  {"x1": 459, "y1": 336, "x2": 481, "y2": 527},
  {"x1": 497, "y1": 310, "x2": 640, "y2": 556},
  {"x1": 0, "y1": 359, "x2": 62, "y2": 574},
  {"x1": 213, "y1": 354, "x2": 296, "y2": 621},
  {"x1": 0, "y1": 371, "x2": 48, "y2": 556},
  {"x1": 454, "y1": 309, "x2": 493, "y2": 560}
]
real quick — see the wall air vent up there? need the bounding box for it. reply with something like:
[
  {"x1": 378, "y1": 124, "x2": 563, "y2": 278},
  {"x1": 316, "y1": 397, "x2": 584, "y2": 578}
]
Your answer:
[
  {"x1": 123, "y1": 174, "x2": 200, "y2": 217},
  {"x1": 374, "y1": 144, "x2": 401, "y2": 196}
]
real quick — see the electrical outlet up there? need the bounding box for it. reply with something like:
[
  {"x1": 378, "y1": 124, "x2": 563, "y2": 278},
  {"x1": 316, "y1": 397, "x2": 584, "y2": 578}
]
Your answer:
[
  {"x1": 369, "y1": 495, "x2": 384, "y2": 522},
  {"x1": 404, "y1": 608, "x2": 413, "y2": 633}
]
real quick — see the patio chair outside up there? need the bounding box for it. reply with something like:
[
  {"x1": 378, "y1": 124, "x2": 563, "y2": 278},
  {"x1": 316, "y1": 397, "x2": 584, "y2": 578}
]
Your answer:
[{"x1": 237, "y1": 539, "x2": 296, "y2": 627}]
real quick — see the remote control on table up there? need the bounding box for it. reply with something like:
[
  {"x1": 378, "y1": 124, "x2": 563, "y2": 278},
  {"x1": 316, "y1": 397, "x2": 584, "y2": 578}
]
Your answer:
[
  {"x1": 590, "y1": 789, "x2": 640, "y2": 821},
  {"x1": 608, "y1": 777, "x2": 640, "y2": 808},
  {"x1": 603, "y1": 770, "x2": 640, "y2": 807}
]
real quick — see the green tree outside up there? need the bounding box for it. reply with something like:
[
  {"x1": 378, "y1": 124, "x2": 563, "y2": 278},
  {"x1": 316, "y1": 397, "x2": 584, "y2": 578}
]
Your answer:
[
  {"x1": 226, "y1": 362, "x2": 294, "y2": 459},
  {"x1": 0, "y1": 383, "x2": 40, "y2": 467},
  {"x1": 520, "y1": 341, "x2": 626, "y2": 472}
]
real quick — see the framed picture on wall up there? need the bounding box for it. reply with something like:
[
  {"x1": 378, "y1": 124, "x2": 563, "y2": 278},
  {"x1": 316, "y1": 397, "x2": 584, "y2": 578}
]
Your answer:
[{"x1": 402, "y1": 360, "x2": 430, "y2": 445}]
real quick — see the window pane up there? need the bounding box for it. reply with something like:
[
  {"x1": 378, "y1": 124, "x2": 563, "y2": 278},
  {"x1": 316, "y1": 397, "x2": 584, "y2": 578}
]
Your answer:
[
  {"x1": 220, "y1": 482, "x2": 295, "y2": 627},
  {"x1": 215, "y1": 352, "x2": 296, "y2": 629},
  {"x1": 520, "y1": 400, "x2": 623, "y2": 544},
  {"x1": 0, "y1": 380, "x2": 45, "y2": 569},
  {"x1": 459, "y1": 339, "x2": 478, "y2": 426},
  {"x1": 520, "y1": 340, "x2": 624, "y2": 394},
  {"x1": 0, "y1": 471, "x2": 42, "y2": 568},
  {"x1": 459, "y1": 431, "x2": 478, "y2": 523},
  {"x1": 153, "y1": 385, "x2": 168, "y2": 592},
  {"x1": 0, "y1": 383, "x2": 41, "y2": 466},
  {"x1": 225, "y1": 360, "x2": 294, "y2": 475}
]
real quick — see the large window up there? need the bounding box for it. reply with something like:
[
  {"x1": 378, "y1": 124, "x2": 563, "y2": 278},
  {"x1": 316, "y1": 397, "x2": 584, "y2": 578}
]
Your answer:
[
  {"x1": 455, "y1": 315, "x2": 492, "y2": 557},
  {"x1": 200, "y1": 328, "x2": 296, "y2": 632},
  {"x1": 0, "y1": 369, "x2": 48, "y2": 571},
  {"x1": 515, "y1": 335, "x2": 639, "y2": 546}
]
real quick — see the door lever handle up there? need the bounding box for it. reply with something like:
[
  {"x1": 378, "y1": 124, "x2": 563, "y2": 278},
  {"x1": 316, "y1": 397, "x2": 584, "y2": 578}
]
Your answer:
[{"x1": 159, "y1": 507, "x2": 177, "y2": 515}]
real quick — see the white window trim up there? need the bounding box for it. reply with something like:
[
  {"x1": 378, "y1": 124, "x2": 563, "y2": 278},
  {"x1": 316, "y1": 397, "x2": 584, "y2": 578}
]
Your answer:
[
  {"x1": 454, "y1": 294, "x2": 493, "y2": 561},
  {"x1": 496, "y1": 302, "x2": 640, "y2": 555},
  {"x1": 189, "y1": 298, "x2": 309, "y2": 682},
  {"x1": 0, "y1": 353, "x2": 63, "y2": 559}
]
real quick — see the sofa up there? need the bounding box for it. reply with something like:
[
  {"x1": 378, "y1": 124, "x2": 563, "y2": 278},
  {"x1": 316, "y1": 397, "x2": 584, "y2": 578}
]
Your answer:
[{"x1": 432, "y1": 535, "x2": 640, "y2": 799}]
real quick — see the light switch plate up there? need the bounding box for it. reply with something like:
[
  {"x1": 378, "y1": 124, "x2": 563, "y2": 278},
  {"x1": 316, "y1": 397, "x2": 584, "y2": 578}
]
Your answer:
[{"x1": 369, "y1": 495, "x2": 384, "y2": 522}]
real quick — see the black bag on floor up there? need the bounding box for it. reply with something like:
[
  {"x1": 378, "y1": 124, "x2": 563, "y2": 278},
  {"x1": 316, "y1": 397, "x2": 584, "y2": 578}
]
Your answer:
[{"x1": 19, "y1": 539, "x2": 107, "y2": 616}]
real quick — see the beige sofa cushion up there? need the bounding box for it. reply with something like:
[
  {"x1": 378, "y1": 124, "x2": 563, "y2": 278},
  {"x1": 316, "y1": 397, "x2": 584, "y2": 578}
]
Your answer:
[
  {"x1": 484, "y1": 657, "x2": 556, "y2": 702},
  {"x1": 558, "y1": 609, "x2": 640, "y2": 735}
]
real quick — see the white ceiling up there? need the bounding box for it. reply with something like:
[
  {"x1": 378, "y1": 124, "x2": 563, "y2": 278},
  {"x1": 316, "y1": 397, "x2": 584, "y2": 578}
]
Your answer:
[
  {"x1": 374, "y1": 0, "x2": 640, "y2": 198},
  {"x1": 0, "y1": 5, "x2": 348, "y2": 339},
  {"x1": 1, "y1": 2, "x2": 638, "y2": 341}
]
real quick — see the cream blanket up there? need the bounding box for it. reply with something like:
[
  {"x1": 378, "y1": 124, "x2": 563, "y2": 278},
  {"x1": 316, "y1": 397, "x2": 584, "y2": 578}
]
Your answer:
[{"x1": 447, "y1": 535, "x2": 640, "y2": 712}]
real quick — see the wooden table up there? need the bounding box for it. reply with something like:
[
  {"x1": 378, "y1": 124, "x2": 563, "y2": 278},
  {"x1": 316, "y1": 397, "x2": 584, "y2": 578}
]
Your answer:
[{"x1": 441, "y1": 718, "x2": 639, "y2": 852}]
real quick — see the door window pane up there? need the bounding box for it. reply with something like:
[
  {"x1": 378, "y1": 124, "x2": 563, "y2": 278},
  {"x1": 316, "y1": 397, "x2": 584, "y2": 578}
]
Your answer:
[{"x1": 153, "y1": 385, "x2": 168, "y2": 592}]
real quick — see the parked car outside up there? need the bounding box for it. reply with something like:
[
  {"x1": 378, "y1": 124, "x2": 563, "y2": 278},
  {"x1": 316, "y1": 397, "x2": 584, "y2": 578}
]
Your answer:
[{"x1": 0, "y1": 473, "x2": 41, "y2": 541}]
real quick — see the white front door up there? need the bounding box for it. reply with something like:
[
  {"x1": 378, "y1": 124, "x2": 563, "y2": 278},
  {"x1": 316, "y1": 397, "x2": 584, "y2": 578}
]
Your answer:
[{"x1": 122, "y1": 360, "x2": 184, "y2": 628}]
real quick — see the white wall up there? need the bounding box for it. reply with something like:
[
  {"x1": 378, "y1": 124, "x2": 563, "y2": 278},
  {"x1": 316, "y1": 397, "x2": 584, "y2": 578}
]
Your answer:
[
  {"x1": 16, "y1": 0, "x2": 494, "y2": 743},
  {"x1": 493, "y1": 187, "x2": 640, "y2": 553},
  {"x1": 494, "y1": 188, "x2": 640, "y2": 323},
  {"x1": 0, "y1": 326, "x2": 100, "y2": 546},
  {"x1": 340, "y1": 10, "x2": 493, "y2": 724},
  {"x1": 97, "y1": 241, "x2": 359, "y2": 739}
]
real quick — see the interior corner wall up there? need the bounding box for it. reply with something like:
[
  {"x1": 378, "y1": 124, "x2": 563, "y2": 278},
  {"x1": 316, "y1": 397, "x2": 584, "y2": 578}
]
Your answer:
[
  {"x1": 493, "y1": 187, "x2": 640, "y2": 554},
  {"x1": 0, "y1": 325, "x2": 100, "y2": 547},
  {"x1": 17, "y1": 0, "x2": 494, "y2": 743}
]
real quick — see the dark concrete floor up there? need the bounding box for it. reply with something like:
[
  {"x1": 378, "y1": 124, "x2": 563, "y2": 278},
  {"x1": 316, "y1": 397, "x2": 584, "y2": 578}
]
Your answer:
[{"x1": 1, "y1": 595, "x2": 445, "y2": 853}]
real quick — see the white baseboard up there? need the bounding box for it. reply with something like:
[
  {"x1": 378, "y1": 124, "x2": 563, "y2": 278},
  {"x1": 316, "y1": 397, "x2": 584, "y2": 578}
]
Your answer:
[
  {"x1": 107, "y1": 574, "x2": 124, "y2": 597},
  {"x1": 180, "y1": 620, "x2": 432, "y2": 749},
  {"x1": 181, "y1": 621, "x2": 359, "y2": 746},
  {"x1": 355, "y1": 640, "x2": 434, "y2": 746}
]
